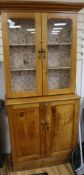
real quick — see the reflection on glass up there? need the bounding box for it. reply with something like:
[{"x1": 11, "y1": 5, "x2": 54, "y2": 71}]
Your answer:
[
  {"x1": 8, "y1": 18, "x2": 36, "y2": 92},
  {"x1": 48, "y1": 18, "x2": 72, "y2": 89}
]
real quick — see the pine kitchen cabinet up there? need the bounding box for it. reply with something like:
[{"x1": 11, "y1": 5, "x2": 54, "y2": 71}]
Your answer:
[{"x1": 1, "y1": 2, "x2": 83, "y2": 170}]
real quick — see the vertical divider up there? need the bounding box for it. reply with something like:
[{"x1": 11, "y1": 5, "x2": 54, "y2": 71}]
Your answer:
[
  {"x1": 45, "y1": 102, "x2": 52, "y2": 157},
  {"x1": 42, "y1": 13, "x2": 48, "y2": 96},
  {"x1": 35, "y1": 13, "x2": 43, "y2": 96},
  {"x1": 40, "y1": 102, "x2": 46, "y2": 158}
]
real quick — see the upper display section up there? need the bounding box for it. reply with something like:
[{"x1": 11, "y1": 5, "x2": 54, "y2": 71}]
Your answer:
[
  {"x1": 42, "y1": 13, "x2": 76, "y2": 96},
  {"x1": 8, "y1": 18, "x2": 36, "y2": 92},
  {"x1": 2, "y1": 12, "x2": 42, "y2": 98},
  {"x1": 47, "y1": 18, "x2": 72, "y2": 90},
  {"x1": 2, "y1": 11, "x2": 77, "y2": 98}
]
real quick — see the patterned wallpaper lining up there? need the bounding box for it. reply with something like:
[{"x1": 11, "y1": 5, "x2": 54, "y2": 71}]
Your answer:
[{"x1": 9, "y1": 17, "x2": 72, "y2": 91}]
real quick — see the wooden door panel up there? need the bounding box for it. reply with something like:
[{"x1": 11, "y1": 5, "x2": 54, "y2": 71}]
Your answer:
[
  {"x1": 46, "y1": 100, "x2": 79, "y2": 158},
  {"x1": 51, "y1": 103, "x2": 74, "y2": 153},
  {"x1": 9, "y1": 103, "x2": 43, "y2": 161}
]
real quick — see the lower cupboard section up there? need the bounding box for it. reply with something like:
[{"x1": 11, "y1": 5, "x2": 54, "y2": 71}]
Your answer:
[{"x1": 7, "y1": 96, "x2": 80, "y2": 169}]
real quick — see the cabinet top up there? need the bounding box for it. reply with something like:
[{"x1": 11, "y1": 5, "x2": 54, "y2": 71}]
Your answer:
[
  {"x1": 0, "y1": 1, "x2": 84, "y2": 11},
  {"x1": 6, "y1": 94, "x2": 80, "y2": 106}
]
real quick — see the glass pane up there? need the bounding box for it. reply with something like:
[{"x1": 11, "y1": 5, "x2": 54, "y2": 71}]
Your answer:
[
  {"x1": 8, "y1": 18, "x2": 36, "y2": 92},
  {"x1": 48, "y1": 18, "x2": 72, "y2": 90}
]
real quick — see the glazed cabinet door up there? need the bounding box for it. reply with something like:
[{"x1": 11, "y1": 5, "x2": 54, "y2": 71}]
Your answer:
[
  {"x1": 46, "y1": 100, "x2": 79, "y2": 160},
  {"x1": 42, "y1": 13, "x2": 77, "y2": 96},
  {"x1": 7, "y1": 103, "x2": 45, "y2": 162},
  {"x1": 2, "y1": 12, "x2": 42, "y2": 98}
]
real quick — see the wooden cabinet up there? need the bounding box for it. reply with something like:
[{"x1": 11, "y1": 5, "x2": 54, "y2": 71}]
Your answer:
[
  {"x1": 7, "y1": 96, "x2": 79, "y2": 168},
  {"x1": 2, "y1": 2, "x2": 81, "y2": 170},
  {"x1": 2, "y1": 11, "x2": 77, "y2": 98}
]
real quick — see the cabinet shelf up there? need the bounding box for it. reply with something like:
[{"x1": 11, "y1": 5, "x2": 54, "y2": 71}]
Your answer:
[
  {"x1": 48, "y1": 43, "x2": 71, "y2": 46},
  {"x1": 48, "y1": 66, "x2": 71, "y2": 70},
  {"x1": 10, "y1": 43, "x2": 71, "y2": 47},
  {"x1": 11, "y1": 68, "x2": 36, "y2": 72},
  {"x1": 10, "y1": 44, "x2": 35, "y2": 47},
  {"x1": 11, "y1": 67, "x2": 71, "y2": 72}
]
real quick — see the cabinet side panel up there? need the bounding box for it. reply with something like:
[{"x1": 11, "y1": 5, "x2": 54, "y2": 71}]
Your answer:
[
  {"x1": 72, "y1": 99, "x2": 80, "y2": 148},
  {"x1": 2, "y1": 12, "x2": 12, "y2": 97}
]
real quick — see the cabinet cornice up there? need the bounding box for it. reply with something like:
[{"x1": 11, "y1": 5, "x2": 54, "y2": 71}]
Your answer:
[{"x1": 0, "y1": 1, "x2": 84, "y2": 11}]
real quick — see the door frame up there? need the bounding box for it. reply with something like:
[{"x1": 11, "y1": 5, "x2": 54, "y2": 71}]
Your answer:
[
  {"x1": 42, "y1": 13, "x2": 77, "y2": 96},
  {"x1": 2, "y1": 11, "x2": 42, "y2": 98}
]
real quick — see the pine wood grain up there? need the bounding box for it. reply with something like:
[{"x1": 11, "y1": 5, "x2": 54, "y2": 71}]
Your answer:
[
  {"x1": 0, "y1": 163, "x2": 74, "y2": 175},
  {"x1": 6, "y1": 94, "x2": 80, "y2": 106}
]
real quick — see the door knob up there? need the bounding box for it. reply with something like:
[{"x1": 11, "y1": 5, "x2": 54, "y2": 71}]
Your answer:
[
  {"x1": 41, "y1": 120, "x2": 50, "y2": 129},
  {"x1": 41, "y1": 120, "x2": 46, "y2": 128}
]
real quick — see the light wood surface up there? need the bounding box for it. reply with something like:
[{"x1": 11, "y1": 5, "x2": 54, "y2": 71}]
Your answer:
[
  {"x1": 46, "y1": 99, "x2": 79, "y2": 157},
  {"x1": 7, "y1": 103, "x2": 45, "y2": 162},
  {"x1": 0, "y1": 163, "x2": 74, "y2": 175},
  {"x1": 6, "y1": 94, "x2": 80, "y2": 105},
  {"x1": 1, "y1": 12, "x2": 12, "y2": 97},
  {"x1": 6, "y1": 96, "x2": 79, "y2": 168}
]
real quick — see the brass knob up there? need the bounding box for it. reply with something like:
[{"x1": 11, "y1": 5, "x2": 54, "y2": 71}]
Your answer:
[{"x1": 41, "y1": 120, "x2": 46, "y2": 128}]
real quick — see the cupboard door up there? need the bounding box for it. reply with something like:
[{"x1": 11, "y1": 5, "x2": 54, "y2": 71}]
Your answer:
[
  {"x1": 7, "y1": 103, "x2": 45, "y2": 162},
  {"x1": 42, "y1": 13, "x2": 77, "y2": 96},
  {"x1": 46, "y1": 100, "x2": 79, "y2": 158},
  {"x1": 2, "y1": 12, "x2": 42, "y2": 98}
]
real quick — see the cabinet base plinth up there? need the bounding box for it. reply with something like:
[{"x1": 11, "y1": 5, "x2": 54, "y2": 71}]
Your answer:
[{"x1": 11, "y1": 150, "x2": 72, "y2": 171}]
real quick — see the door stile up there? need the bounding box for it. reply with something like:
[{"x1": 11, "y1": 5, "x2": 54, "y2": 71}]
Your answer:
[
  {"x1": 40, "y1": 102, "x2": 46, "y2": 158},
  {"x1": 2, "y1": 12, "x2": 12, "y2": 97},
  {"x1": 35, "y1": 13, "x2": 43, "y2": 96},
  {"x1": 45, "y1": 102, "x2": 52, "y2": 157},
  {"x1": 42, "y1": 13, "x2": 48, "y2": 96},
  {"x1": 70, "y1": 14, "x2": 77, "y2": 93}
]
